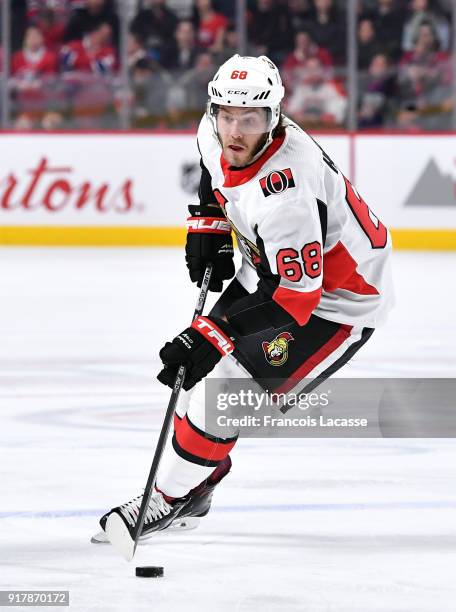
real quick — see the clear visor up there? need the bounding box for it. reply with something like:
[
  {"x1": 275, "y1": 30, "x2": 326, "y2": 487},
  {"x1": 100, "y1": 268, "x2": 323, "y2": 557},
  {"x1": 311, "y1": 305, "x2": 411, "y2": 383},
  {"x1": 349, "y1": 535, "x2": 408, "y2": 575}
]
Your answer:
[{"x1": 209, "y1": 103, "x2": 274, "y2": 135}]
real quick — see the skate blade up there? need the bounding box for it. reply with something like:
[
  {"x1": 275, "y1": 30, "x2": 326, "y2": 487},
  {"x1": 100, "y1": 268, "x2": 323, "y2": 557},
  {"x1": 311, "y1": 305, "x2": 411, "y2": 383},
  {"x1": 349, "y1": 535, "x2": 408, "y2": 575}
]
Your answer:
[
  {"x1": 91, "y1": 516, "x2": 200, "y2": 544},
  {"x1": 105, "y1": 512, "x2": 135, "y2": 561}
]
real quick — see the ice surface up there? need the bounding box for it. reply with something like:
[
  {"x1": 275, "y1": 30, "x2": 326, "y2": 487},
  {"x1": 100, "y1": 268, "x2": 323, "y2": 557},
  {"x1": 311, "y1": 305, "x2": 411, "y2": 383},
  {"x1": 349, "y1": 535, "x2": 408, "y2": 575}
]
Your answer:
[{"x1": 1, "y1": 248, "x2": 455, "y2": 611}]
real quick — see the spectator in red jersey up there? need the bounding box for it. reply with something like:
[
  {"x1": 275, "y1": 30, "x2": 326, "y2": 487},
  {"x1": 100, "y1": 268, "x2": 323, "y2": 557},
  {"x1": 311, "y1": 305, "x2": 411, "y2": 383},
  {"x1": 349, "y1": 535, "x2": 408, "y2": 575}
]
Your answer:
[
  {"x1": 32, "y1": 7, "x2": 66, "y2": 54},
  {"x1": 12, "y1": 1, "x2": 72, "y2": 51},
  {"x1": 64, "y1": 0, "x2": 119, "y2": 48},
  {"x1": 130, "y1": 0, "x2": 178, "y2": 62},
  {"x1": 11, "y1": 26, "x2": 59, "y2": 119},
  {"x1": 282, "y1": 30, "x2": 333, "y2": 92},
  {"x1": 60, "y1": 22, "x2": 117, "y2": 74},
  {"x1": 286, "y1": 56, "x2": 347, "y2": 127},
  {"x1": 60, "y1": 22, "x2": 117, "y2": 127},
  {"x1": 12, "y1": 25, "x2": 58, "y2": 77},
  {"x1": 192, "y1": 0, "x2": 228, "y2": 52}
]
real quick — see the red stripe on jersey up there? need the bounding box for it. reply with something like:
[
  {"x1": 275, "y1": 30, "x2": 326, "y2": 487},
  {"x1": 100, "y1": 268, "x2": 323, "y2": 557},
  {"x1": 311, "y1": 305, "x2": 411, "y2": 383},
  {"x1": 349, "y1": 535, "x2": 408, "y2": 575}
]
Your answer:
[
  {"x1": 175, "y1": 415, "x2": 236, "y2": 461},
  {"x1": 323, "y1": 241, "x2": 379, "y2": 295},
  {"x1": 272, "y1": 286, "x2": 322, "y2": 326},
  {"x1": 213, "y1": 189, "x2": 228, "y2": 211},
  {"x1": 274, "y1": 324, "x2": 353, "y2": 394},
  {"x1": 220, "y1": 135, "x2": 285, "y2": 187}
]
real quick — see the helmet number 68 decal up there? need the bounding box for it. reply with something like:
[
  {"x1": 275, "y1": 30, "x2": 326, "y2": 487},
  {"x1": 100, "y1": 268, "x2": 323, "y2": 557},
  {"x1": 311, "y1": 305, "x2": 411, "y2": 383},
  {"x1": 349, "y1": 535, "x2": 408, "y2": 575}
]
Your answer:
[
  {"x1": 231, "y1": 70, "x2": 248, "y2": 79},
  {"x1": 276, "y1": 242, "x2": 322, "y2": 281}
]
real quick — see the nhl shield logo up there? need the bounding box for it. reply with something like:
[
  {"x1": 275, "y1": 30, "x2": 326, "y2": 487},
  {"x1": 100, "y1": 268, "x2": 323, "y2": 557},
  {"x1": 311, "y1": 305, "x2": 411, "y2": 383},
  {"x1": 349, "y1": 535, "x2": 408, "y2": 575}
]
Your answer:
[
  {"x1": 262, "y1": 332, "x2": 294, "y2": 366},
  {"x1": 259, "y1": 168, "x2": 295, "y2": 197},
  {"x1": 180, "y1": 162, "x2": 201, "y2": 194}
]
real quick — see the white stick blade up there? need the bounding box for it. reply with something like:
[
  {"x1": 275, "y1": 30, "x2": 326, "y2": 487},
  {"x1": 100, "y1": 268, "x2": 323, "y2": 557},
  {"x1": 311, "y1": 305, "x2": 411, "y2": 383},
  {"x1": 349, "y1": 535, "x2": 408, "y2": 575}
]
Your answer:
[
  {"x1": 91, "y1": 530, "x2": 109, "y2": 544},
  {"x1": 105, "y1": 513, "x2": 135, "y2": 561}
]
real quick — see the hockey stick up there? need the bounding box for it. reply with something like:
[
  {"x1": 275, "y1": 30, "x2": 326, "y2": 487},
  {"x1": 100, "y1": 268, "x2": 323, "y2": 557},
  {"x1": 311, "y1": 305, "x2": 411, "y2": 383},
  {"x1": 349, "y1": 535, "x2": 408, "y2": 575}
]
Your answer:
[{"x1": 105, "y1": 263, "x2": 213, "y2": 561}]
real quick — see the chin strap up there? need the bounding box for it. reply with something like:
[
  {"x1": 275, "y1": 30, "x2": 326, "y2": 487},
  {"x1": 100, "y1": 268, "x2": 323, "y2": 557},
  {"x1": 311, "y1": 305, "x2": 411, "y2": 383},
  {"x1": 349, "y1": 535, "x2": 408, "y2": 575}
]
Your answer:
[{"x1": 248, "y1": 129, "x2": 275, "y2": 164}]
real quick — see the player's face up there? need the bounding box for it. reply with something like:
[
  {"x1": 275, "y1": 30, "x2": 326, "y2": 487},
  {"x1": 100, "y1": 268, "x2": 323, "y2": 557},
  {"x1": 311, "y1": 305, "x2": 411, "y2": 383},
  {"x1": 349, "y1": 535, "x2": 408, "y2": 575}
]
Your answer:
[{"x1": 217, "y1": 106, "x2": 269, "y2": 167}]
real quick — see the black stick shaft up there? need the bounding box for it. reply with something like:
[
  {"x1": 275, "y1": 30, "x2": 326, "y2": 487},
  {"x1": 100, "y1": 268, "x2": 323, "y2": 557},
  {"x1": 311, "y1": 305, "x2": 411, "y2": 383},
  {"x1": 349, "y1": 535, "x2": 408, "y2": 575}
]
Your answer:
[{"x1": 131, "y1": 264, "x2": 213, "y2": 551}]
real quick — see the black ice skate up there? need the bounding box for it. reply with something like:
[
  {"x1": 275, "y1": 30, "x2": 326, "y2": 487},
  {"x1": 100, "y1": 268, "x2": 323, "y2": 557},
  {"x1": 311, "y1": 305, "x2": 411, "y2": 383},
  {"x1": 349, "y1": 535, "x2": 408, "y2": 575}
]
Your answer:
[
  {"x1": 93, "y1": 455, "x2": 231, "y2": 555},
  {"x1": 178, "y1": 454, "x2": 232, "y2": 519}
]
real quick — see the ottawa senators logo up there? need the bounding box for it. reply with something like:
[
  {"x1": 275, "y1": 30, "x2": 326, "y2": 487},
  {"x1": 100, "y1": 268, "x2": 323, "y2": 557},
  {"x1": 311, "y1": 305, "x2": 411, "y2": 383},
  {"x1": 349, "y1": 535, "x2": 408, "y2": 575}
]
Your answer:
[
  {"x1": 259, "y1": 168, "x2": 295, "y2": 197},
  {"x1": 262, "y1": 332, "x2": 294, "y2": 366},
  {"x1": 214, "y1": 188, "x2": 262, "y2": 267}
]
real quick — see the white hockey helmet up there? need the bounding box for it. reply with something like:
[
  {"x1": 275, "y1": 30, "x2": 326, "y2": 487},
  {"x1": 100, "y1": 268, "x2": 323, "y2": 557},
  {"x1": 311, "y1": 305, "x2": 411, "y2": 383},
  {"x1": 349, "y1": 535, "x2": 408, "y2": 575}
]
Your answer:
[{"x1": 207, "y1": 54, "x2": 285, "y2": 152}]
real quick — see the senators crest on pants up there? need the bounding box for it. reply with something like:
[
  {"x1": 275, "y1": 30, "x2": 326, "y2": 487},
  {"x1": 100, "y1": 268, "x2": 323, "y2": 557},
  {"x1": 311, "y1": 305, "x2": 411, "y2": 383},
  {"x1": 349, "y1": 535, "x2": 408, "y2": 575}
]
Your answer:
[{"x1": 262, "y1": 332, "x2": 294, "y2": 366}]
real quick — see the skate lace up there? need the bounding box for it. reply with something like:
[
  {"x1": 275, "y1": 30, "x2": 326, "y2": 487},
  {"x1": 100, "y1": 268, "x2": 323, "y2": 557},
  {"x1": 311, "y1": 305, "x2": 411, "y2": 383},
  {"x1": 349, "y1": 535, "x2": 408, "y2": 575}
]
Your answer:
[{"x1": 119, "y1": 491, "x2": 172, "y2": 528}]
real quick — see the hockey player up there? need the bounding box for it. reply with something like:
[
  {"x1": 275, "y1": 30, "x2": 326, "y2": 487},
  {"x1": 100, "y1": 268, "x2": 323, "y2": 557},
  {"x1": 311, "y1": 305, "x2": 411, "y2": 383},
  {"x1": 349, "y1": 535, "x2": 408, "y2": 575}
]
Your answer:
[{"x1": 98, "y1": 55, "x2": 394, "y2": 539}]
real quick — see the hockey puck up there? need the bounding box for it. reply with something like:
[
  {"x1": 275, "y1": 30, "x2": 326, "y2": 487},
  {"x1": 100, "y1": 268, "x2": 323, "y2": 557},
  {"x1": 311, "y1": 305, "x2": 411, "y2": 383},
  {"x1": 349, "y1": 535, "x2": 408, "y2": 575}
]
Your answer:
[{"x1": 135, "y1": 566, "x2": 164, "y2": 578}]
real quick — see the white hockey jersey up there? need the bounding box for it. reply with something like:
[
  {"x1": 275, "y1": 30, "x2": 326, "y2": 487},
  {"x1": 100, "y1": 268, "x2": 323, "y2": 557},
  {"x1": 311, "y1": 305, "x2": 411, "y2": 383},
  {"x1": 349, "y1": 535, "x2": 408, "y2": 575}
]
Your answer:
[{"x1": 197, "y1": 114, "x2": 394, "y2": 329}]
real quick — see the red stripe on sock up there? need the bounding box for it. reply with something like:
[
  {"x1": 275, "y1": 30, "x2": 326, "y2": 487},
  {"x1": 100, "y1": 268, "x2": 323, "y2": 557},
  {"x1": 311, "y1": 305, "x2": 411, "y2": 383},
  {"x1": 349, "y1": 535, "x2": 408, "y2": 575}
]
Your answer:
[{"x1": 174, "y1": 413, "x2": 182, "y2": 432}]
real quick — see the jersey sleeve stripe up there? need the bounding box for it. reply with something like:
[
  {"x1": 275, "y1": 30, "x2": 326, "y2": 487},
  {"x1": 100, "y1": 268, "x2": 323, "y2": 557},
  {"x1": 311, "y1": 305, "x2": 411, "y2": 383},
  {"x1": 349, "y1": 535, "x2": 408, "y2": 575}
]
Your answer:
[
  {"x1": 323, "y1": 241, "x2": 379, "y2": 295},
  {"x1": 272, "y1": 286, "x2": 322, "y2": 326}
]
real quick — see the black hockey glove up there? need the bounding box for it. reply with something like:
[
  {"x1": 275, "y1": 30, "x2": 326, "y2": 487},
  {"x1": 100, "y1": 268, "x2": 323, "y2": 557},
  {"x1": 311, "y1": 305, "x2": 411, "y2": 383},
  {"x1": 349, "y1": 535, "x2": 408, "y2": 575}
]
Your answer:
[
  {"x1": 157, "y1": 316, "x2": 236, "y2": 391},
  {"x1": 185, "y1": 205, "x2": 235, "y2": 292}
]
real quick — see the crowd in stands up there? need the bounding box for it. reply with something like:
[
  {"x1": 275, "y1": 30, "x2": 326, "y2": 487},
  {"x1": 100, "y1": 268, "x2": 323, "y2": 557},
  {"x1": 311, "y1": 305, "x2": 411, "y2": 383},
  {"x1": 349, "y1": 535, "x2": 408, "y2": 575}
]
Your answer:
[{"x1": 5, "y1": 0, "x2": 455, "y2": 130}]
